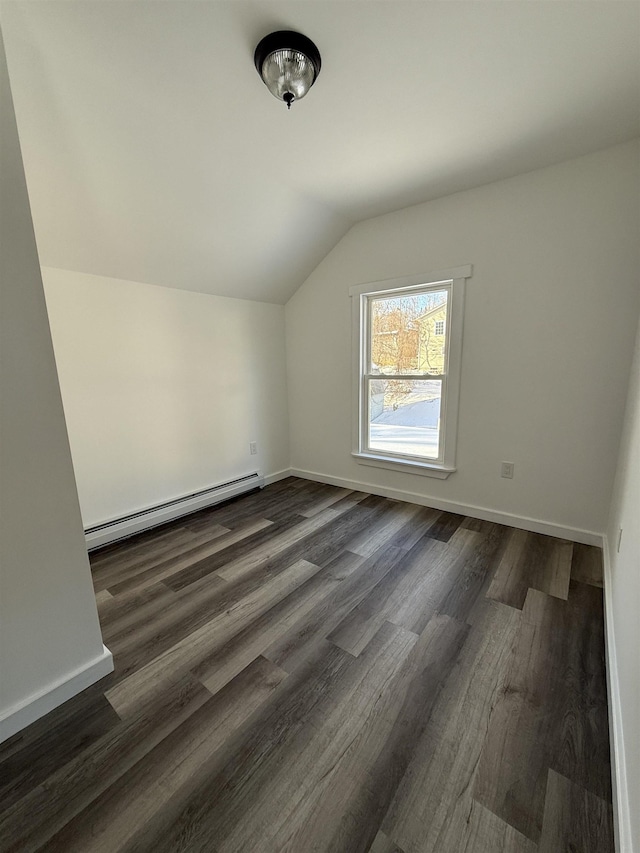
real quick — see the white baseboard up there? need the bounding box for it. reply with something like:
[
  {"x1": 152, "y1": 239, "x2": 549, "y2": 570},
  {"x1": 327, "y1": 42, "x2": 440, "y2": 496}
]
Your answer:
[
  {"x1": 0, "y1": 644, "x2": 114, "y2": 745},
  {"x1": 290, "y1": 467, "x2": 603, "y2": 546},
  {"x1": 602, "y1": 536, "x2": 632, "y2": 853},
  {"x1": 263, "y1": 468, "x2": 293, "y2": 486}
]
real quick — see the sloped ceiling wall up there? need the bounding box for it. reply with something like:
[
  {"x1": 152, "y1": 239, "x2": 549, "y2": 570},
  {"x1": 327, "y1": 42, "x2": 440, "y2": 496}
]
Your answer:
[{"x1": 1, "y1": 1, "x2": 639, "y2": 303}]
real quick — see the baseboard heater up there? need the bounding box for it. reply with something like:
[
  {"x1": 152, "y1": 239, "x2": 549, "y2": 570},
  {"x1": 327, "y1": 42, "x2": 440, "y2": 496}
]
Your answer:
[{"x1": 84, "y1": 472, "x2": 264, "y2": 551}]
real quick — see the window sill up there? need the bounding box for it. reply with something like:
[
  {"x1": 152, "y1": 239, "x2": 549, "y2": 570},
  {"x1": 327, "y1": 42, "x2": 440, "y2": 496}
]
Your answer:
[{"x1": 352, "y1": 452, "x2": 456, "y2": 479}]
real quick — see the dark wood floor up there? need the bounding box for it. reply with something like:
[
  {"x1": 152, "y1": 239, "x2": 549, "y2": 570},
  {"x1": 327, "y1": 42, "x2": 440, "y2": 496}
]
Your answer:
[{"x1": 0, "y1": 478, "x2": 614, "y2": 852}]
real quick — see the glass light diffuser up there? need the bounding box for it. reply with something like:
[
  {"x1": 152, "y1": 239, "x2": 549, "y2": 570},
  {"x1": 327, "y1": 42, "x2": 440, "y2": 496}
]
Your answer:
[
  {"x1": 255, "y1": 31, "x2": 321, "y2": 109},
  {"x1": 261, "y1": 50, "x2": 316, "y2": 104}
]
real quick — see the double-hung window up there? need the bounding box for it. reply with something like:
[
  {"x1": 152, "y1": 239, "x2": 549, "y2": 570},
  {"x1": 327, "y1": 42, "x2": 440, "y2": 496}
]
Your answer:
[{"x1": 350, "y1": 265, "x2": 472, "y2": 478}]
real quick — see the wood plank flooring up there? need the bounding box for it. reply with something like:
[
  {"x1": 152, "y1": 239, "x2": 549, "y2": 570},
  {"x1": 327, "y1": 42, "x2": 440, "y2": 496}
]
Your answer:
[{"x1": 0, "y1": 477, "x2": 613, "y2": 852}]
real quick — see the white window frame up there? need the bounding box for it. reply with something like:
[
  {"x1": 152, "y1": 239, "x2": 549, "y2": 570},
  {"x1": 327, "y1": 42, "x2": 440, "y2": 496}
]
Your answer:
[
  {"x1": 434, "y1": 320, "x2": 445, "y2": 336},
  {"x1": 350, "y1": 265, "x2": 472, "y2": 479}
]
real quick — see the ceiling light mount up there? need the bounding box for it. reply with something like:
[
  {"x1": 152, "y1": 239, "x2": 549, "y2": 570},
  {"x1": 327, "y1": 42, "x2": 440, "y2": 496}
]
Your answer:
[{"x1": 254, "y1": 30, "x2": 321, "y2": 110}]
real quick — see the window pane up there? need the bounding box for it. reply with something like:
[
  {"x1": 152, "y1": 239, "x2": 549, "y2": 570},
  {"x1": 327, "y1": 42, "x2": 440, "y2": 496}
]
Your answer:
[
  {"x1": 368, "y1": 379, "x2": 442, "y2": 459},
  {"x1": 370, "y1": 289, "x2": 448, "y2": 375}
]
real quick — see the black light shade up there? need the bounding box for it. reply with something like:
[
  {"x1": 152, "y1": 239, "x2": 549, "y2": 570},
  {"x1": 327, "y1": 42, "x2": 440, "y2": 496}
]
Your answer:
[{"x1": 254, "y1": 31, "x2": 321, "y2": 109}]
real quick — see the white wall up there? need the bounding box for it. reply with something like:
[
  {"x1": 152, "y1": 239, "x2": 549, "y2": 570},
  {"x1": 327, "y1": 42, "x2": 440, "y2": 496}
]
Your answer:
[
  {"x1": 606, "y1": 312, "x2": 640, "y2": 853},
  {"x1": 42, "y1": 268, "x2": 289, "y2": 528},
  {"x1": 286, "y1": 141, "x2": 640, "y2": 539},
  {"x1": 0, "y1": 32, "x2": 109, "y2": 742}
]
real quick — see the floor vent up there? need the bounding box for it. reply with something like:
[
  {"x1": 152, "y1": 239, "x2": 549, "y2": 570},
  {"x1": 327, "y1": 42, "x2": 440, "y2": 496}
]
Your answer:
[{"x1": 85, "y1": 472, "x2": 263, "y2": 551}]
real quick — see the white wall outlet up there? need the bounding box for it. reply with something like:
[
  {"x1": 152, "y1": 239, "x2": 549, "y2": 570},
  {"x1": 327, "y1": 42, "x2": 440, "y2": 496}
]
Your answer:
[
  {"x1": 250, "y1": 441, "x2": 258, "y2": 456},
  {"x1": 501, "y1": 461, "x2": 515, "y2": 479}
]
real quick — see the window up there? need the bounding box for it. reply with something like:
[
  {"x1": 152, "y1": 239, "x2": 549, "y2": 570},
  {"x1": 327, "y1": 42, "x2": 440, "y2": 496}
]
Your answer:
[{"x1": 350, "y1": 265, "x2": 472, "y2": 478}]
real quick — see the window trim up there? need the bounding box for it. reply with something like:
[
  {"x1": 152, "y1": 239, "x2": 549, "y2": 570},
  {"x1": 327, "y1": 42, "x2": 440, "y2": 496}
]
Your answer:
[{"x1": 350, "y1": 265, "x2": 472, "y2": 478}]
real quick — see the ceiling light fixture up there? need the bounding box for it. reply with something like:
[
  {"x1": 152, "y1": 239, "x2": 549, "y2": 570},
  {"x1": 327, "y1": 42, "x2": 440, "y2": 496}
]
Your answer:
[{"x1": 254, "y1": 30, "x2": 321, "y2": 110}]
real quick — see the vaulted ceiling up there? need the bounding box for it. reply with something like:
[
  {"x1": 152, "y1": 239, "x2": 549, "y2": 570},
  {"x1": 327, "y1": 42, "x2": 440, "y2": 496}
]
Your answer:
[{"x1": 2, "y1": 1, "x2": 639, "y2": 303}]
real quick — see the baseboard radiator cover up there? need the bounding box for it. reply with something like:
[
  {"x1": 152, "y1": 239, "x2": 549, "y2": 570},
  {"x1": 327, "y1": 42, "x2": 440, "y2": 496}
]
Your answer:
[{"x1": 85, "y1": 472, "x2": 264, "y2": 551}]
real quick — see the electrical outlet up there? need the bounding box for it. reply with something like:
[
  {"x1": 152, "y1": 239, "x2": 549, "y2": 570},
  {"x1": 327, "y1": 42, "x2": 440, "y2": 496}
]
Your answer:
[
  {"x1": 250, "y1": 442, "x2": 258, "y2": 456},
  {"x1": 501, "y1": 461, "x2": 514, "y2": 479}
]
